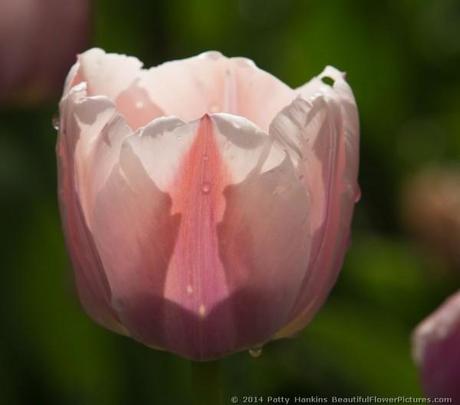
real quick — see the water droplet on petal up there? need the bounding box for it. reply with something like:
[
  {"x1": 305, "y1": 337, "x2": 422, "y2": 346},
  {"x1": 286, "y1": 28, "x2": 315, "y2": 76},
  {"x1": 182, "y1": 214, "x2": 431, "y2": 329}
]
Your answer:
[
  {"x1": 203, "y1": 154, "x2": 209, "y2": 161},
  {"x1": 52, "y1": 114, "x2": 60, "y2": 131},
  {"x1": 198, "y1": 304, "x2": 206, "y2": 318},
  {"x1": 354, "y1": 186, "x2": 362, "y2": 203},
  {"x1": 249, "y1": 346, "x2": 263, "y2": 358},
  {"x1": 201, "y1": 182, "x2": 211, "y2": 194},
  {"x1": 135, "y1": 100, "x2": 144, "y2": 109},
  {"x1": 210, "y1": 104, "x2": 220, "y2": 113}
]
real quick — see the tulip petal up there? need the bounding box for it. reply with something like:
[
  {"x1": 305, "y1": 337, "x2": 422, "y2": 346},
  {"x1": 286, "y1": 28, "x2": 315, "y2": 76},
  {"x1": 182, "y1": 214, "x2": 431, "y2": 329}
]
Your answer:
[
  {"x1": 58, "y1": 85, "x2": 127, "y2": 334},
  {"x1": 72, "y1": 49, "x2": 164, "y2": 130},
  {"x1": 77, "y1": 48, "x2": 143, "y2": 100},
  {"x1": 90, "y1": 118, "x2": 215, "y2": 357},
  {"x1": 90, "y1": 137, "x2": 181, "y2": 353},
  {"x1": 413, "y1": 291, "x2": 460, "y2": 400},
  {"x1": 270, "y1": 67, "x2": 359, "y2": 338},
  {"x1": 61, "y1": 84, "x2": 133, "y2": 227},
  {"x1": 88, "y1": 113, "x2": 311, "y2": 359},
  {"x1": 141, "y1": 52, "x2": 294, "y2": 131},
  {"x1": 71, "y1": 49, "x2": 295, "y2": 132},
  {"x1": 212, "y1": 114, "x2": 312, "y2": 348}
]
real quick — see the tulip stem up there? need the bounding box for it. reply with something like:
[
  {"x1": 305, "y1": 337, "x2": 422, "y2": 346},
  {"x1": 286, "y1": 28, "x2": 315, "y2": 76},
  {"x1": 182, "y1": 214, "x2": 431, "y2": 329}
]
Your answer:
[{"x1": 190, "y1": 360, "x2": 223, "y2": 405}]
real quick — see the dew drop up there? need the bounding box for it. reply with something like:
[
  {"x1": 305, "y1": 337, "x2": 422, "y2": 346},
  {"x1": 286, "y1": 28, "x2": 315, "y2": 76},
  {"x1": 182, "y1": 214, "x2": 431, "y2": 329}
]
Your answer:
[
  {"x1": 203, "y1": 154, "x2": 209, "y2": 161},
  {"x1": 249, "y1": 346, "x2": 263, "y2": 358},
  {"x1": 209, "y1": 104, "x2": 220, "y2": 113},
  {"x1": 135, "y1": 100, "x2": 144, "y2": 109},
  {"x1": 201, "y1": 182, "x2": 211, "y2": 194},
  {"x1": 354, "y1": 186, "x2": 362, "y2": 203},
  {"x1": 52, "y1": 114, "x2": 60, "y2": 131}
]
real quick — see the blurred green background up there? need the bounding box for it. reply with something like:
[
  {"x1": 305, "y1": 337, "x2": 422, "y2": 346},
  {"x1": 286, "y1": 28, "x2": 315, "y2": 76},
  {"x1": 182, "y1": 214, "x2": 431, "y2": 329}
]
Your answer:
[{"x1": 1, "y1": 0, "x2": 460, "y2": 403}]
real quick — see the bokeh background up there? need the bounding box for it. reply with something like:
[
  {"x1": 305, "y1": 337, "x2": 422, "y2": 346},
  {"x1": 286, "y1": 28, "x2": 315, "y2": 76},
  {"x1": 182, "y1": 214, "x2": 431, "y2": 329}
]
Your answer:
[{"x1": 1, "y1": 0, "x2": 460, "y2": 403}]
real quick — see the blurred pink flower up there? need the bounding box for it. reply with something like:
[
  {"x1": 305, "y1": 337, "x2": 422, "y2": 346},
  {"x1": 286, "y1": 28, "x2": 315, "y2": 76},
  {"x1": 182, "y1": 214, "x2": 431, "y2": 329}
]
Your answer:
[
  {"x1": 413, "y1": 291, "x2": 460, "y2": 401},
  {"x1": 0, "y1": 0, "x2": 90, "y2": 105},
  {"x1": 56, "y1": 48, "x2": 360, "y2": 360}
]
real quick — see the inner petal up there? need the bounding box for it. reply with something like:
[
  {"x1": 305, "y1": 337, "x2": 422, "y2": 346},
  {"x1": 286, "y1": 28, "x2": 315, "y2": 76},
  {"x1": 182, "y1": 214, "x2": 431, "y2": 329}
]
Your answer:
[
  {"x1": 74, "y1": 49, "x2": 296, "y2": 131},
  {"x1": 141, "y1": 52, "x2": 295, "y2": 131}
]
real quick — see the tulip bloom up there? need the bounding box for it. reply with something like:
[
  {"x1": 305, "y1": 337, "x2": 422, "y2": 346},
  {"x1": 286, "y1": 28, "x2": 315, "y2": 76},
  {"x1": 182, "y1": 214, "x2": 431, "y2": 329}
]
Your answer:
[
  {"x1": 57, "y1": 48, "x2": 360, "y2": 360},
  {"x1": 413, "y1": 291, "x2": 460, "y2": 401}
]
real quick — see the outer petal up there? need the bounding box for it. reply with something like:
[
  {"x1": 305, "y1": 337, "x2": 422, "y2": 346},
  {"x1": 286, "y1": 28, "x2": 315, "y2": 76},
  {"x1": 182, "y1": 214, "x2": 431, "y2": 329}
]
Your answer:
[
  {"x1": 57, "y1": 84, "x2": 128, "y2": 334},
  {"x1": 413, "y1": 291, "x2": 460, "y2": 401},
  {"x1": 89, "y1": 113, "x2": 311, "y2": 360},
  {"x1": 271, "y1": 66, "x2": 360, "y2": 338},
  {"x1": 72, "y1": 48, "x2": 295, "y2": 132},
  {"x1": 213, "y1": 114, "x2": 312, "y2": 351}
]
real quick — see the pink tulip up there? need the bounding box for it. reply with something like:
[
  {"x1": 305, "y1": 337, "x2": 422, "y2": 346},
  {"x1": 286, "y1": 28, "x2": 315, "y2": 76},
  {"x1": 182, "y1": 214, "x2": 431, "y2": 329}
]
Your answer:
[
  {"x1": 57, "y1": 48, "x2": 360, "y2": 360},
  {"x1": 413, "y1": 291, "x2": 460, "y2": 401},
  {"x1": 0, "y1": 0, "x2": 90, "y2": 105}
]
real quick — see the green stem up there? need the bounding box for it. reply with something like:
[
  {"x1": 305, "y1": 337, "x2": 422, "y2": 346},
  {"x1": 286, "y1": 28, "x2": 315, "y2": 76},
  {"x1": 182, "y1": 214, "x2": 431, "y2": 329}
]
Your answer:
[{"x1": 190, "y1": 360, "x2": 223, "y2": 405}]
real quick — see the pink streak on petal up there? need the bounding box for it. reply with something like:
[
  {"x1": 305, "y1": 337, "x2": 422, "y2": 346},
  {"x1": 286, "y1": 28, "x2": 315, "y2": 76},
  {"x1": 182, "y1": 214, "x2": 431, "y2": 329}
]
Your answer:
[{"x1": 164, "y1": 116, "x2": 233, "y2": 340}]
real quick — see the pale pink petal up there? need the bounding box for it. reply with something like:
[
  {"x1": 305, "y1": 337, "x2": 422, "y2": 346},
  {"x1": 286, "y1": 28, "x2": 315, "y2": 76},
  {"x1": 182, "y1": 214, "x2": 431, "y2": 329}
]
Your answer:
[
  {"x1": 271, "y1": 67, "x2": 359, "y2": 338},
  {"x1": 57, "y1": 84, "x2": 126, "y2": 334},
  {"x1": 70, "y1": 49, "x2": 295, "y2": 132},
  {"x1": 77, "y1": 48, "x2": 143, "y2": 99},
  {"x1": 88, "y1": 113, "x2": 311, "y2": 359},
  {"x1": 61, "y1": 83, "x2": 133, "y2": 227},
  {"x1": 71, "y1": 49, "x2": 164, "y2": 130},
  {"x1": 210, "y1": 114, "x2": 312, "y2": 349},
  {"x1": 90, "y1": 139, "x2": 182, "y2": 353},
  {"x1": 164, "y1": 114, "x2": 311, "y2": 353},
  {"x1": 116, "y1": 81, "x2": 165, "y2": 129},
  {"x1": 227, "y1": 57, "x2": 295, "y2": 132},
  {"x1": 90, "y1": 118, "x2": 216, "y2": 357},
  {"x1": 141, "y1": 52, "x2": 294, "y2": 131},
  {"x1": 413, "y1": 291, "x2": 460, "y2": 400}
]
